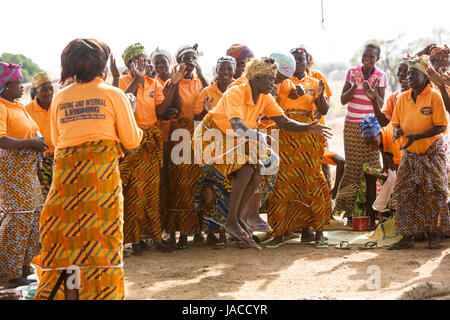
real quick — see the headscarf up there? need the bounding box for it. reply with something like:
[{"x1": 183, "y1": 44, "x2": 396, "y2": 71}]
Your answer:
[
  {"x1": 150, "y1": 47, "x2": 172, "y2": 65},
  {"x1": 122, "y1": 43, "x2": 147, "y2": 65},
  {"x1": 215, "y1": 56, "x2": 236, "y2": 74},
  {"x1": 0, "y1": 62, "x2": 23, "y2": 94},
  {"x1": 31, "y1": 72, "x2": 52, "y2": 89},
  {"x1": 244, "y1": 57, "x2": 278, "y2": 80},
  {"x1": 175, "y1": 43, "x2": 198, "y2": 64},
  {"x1": 226, "y1": 44, "x2": 254, "y2": 63},
  {"x1": 408, "y1": 54, "x2": 432, "y2": 75},
  {"x1": 430, "y1": 45, "x2": 450, "y2": 61},
  {"x1": 360, "y1": 115, "x2": 381, "y2": 138},
  {"x1": 270, "y1": 52, "x2": 296, "y2": 77},
  {"x1": 290, "y1": 46, "x2": 309, "y2": 56}
]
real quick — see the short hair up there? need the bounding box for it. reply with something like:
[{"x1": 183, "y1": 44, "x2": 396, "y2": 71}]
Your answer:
[
  {"x1": 244, "y1": 57, "x2": 278, "y2": 80},
  {"x1": 364, "y1": 43, "x2": 381, "y2": 57},
  {"x1": 60, "y1": 38, "x2": 110, "y2": 84}
]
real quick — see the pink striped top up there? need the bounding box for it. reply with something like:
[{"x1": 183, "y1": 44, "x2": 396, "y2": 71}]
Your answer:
[{"x1": 344, "y1": 65, "x2": 388, "y2": 123}]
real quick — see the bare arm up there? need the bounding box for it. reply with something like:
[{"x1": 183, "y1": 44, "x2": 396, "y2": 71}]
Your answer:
[
  {"x1": 270, "y1": 115, "x2": 332, "y2": 138},
  {"x1": 402, "y1": 125, "x2": 446, "y2": 149},
  {"x1": 0, "y1": 136, "x2": 48, "y2": 152}
]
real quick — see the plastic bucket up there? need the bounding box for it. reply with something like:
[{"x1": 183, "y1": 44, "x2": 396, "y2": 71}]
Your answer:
[{"x1": 353, "y1": 216, "x2": 371, "y2": 231}]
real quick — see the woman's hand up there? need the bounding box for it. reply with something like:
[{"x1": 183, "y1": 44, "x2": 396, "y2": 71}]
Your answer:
[
  {"x1": 171, "y1": 64, "x2": 187, "y2": 85},
  {"x1": 166, "y1": 108, "x2": 180, "y2": 119},
  {"x1": 110, "y1": 53, "x2": 120, "y2": 80},
  {"x1": 126, "y1": 93, "x2": 136, "y2": 113},
  {"x1": 426, "y1": 65, "x2": 447, "y2": 87},
  {"x1": 318, "y1": 80, "x2": 325, "y2": 97},
  {"x1": 271, "y1": 85, "x2": 279, "y2": 97},
  {"x1": 203, "y1": 96, "x2": 214, "y2": 112},
  {"x1": 307, "y1": 121, "x2": 333, "y2": 139},
  {"x1": 401, "y1": 134, "x2": 417, "y2": 150},
  {"x1": 29, "y1": 136, "x2": 48, "y2": 152},
  {"x1": 295, "y1": 84, "x2": 306, "y2": 96},
  {"x1": 393, "y1": 127, "x2": 404, "y2": 141},
  {"x1": 362, "y1": 79, "x2": 378, "y2": 102},
  {"x1": 130, "y1": 57, "x2": 147, "y2": 80},
  {"x1": 353, "y1": 70, "x2": 362, "y2": 88}
]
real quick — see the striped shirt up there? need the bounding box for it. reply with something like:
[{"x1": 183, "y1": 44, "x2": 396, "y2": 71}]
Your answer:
[{"x1": 344, "y1": 65, "x2": 388, "y2": 123}]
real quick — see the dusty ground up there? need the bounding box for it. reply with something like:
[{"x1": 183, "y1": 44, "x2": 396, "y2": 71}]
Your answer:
[{"x1": 124, "y1": 236, "x2": 450, "y2": 300}]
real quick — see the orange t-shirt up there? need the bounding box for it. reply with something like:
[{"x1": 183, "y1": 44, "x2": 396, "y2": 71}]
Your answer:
[
  {"x1": 208, "y1": 81, "x2": 285, "y2": 134},
  {"x1": 275, "y1": 79, "x2": 295, "y2": 98},
  {"x1": 119, "y1": 74, "x2": 164, "y2": 127},
  {"x1": 382, "y1": 90, "x2": 400, "y2": 121},
  {"x1": 51, "y1": 77, "x2": 142, "y2": 150},
  {"x1": 194, "y1": 81, "x2": 224, "y2": 115},
  {"x1": 307, "y1": 68, "x2": 332, "y2": 98},
  {"x1": 176, "y1": 74, "x2": 203, "y2": 120},
  {"x1": 381, "y1": 125, "x2": 402, "y2": 165},
  {"x1": 25, "y1": 98, "x2": 54, "y2": 153},
  {"x1": 227, "y1": 76, "x2": 248, "y2": 90},
  {"x1": 391, "y1": 85, "x2": 447, "y2": 154},
  {"x1": 0, "y1": 97, "x2": 39, "y2": 140},
  {"x1": 278, "y1": 74, "x2": 319, "y2": 111}
]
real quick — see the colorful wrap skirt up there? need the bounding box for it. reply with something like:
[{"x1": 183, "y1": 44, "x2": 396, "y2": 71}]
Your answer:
[
  {"x1": 120, "y1": 125, "x2": 163, "y2": 244},
  {"x1": 39, "y1": 152, "x2": 54, "y2": 200},
  {"x1": 166, "y1": 118, "x2": 203, "y2": 235},
  {"x1": 267, "y1": 109, "x2": 331, "y2": 236},
  {"x1": 32, "y1": 140, "x2": 125, "y2": 300},
  {"x1": 0, "y1": 148, "x2": 43, "y2": 280},
  {"x1": 393, "y1": 137, "x2": 450, "y2": 235},
  {"x1": 335, "y1": 121, "x2": 381, "y2": 216},
  {"x1": 193, "y1": 115, "x2": 278, "y2": 230}
]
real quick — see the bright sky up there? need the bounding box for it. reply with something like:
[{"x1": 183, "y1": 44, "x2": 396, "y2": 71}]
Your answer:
[{"x1": 2, "y1": 0, "x2": 449, "y2": 78}]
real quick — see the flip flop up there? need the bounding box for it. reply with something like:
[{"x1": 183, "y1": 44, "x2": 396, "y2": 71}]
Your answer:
[
  {"x1": 335, "y1": 241, "x2": 351, "y2": 250},
  {"x1": 241, "y1": 237, "x2": 262, "y2": 251},
  {"x1": 359, "y1": 241, "x2": 382, "y2": 250},
  {"x1": 265, "y1": 241, "x2": 284, "y2": 249},
  {"x1": 250, "y1": 223, "x2": 273, "y2": 233},
  {"x1": 212, "y1": 242, "x2": 226, "y2": 250},
  {"x1": 315, "y1": 240, "x2": 328, "y2": 249},
  {"x1": 225, "y1": 225, "x2": 249, "y2": 242}
]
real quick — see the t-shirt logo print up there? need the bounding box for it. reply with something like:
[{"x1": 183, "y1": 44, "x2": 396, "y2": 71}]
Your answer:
[
  {"x1": 420, "y1": 106, "x2": 433, "y2": 115},
  {"x1": 149, "y1": 91, "x2": 155, "y2": 98}
]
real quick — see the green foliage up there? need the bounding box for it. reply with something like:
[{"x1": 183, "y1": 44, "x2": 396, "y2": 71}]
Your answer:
[{"x1": 0, "y1": 53, "x2": 44, "y2": 83}]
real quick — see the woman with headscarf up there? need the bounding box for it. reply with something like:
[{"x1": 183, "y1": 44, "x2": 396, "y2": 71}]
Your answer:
[
  {"x1": 25, "y1": 73, "x2": 55, "y2": 199},
  {"x1": 226, "y1": 44, "x2": 254, "y2": 80},
  {"x1": 32, "y1": 38, "x2": 142, "y2": 300},
  {"x1": 334, "y1": 43, "x2": 388, "y2": 225},
  {"x1": 194, "y1": 57, "x2": 332, "y2": 250},
  {"x1": 118, "y1": 43, "x2": 184, "y2": 255},
  {"x1": 359, "y1": 115, "x2": 402, "y2": 228},
  {"x1": 265, "y1": 49, "x2": 332, "y2": 248},
  {"x1": 0, "y1": 62, "x2": 47, "y2": 288},
  {"x1": 165, "y1": 44, "x2": 207, "y2": 249},
  {"x1": 388, "y1": 55, "x2": 449, "y2": 250}
]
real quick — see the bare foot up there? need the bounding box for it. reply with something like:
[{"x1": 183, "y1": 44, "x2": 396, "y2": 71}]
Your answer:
[
  {"x1": 301, "y1": 227, "x2": 315, "y2": 243},
  {"x1": 176, "y1": 234, "x2": 188, "y2": 250},
  {"x1": 225, "y1": 219, "x2": 250, "y2": 239},
  {"x1": 238, "y1": 218, "x2": 253, "y2": 236},
  {"x1": 245, "y1": 214, "x2": 271, "y2": 232},
  {"x1": 387, "y1": 235, "x2": 414, "y2": 250}
]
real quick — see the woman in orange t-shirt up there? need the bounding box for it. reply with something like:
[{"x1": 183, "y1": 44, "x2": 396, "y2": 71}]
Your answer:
[
  {"x1": 0, "y1": 62, "x2": 47, "y2": 288},
  {"x1": 33, "y1": 39, "x2": 142, "y2": 300},
  {"x1": 389, "y1": 55, "x2": 449, "y2": 250},
  {"x1": 25, "y1": 73, "x2": 55, "y2": 199},
  {"x1": 165, "y1": 44, "x2": 208, "y2": 249}
]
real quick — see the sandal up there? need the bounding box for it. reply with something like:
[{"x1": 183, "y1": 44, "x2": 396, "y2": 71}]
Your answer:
[
  {"x1": 250, "y1": 223, "x2": 273, "y2": 233},
  {"x1": 359, "y1": 241, "x2": 381, "y2": 250},
  {"x1": 240, "y1": 237, "x2": 262, "y2": 251},
  {"x1": 335, "y1": 241, "x2": 351, "y2": 250},
  {"x1": 315, "y1": 240, "x2": 328, "y2": 249},
  {"x1": 212, "y1": 242, "x2": 226, "y2": 250}
]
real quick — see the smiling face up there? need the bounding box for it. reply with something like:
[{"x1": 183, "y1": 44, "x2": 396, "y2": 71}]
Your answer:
[
  {"x1": 430, "y1": 54, "x2": 449, "y2": 72},
  {"x1": 35, "y1": 81, "x2": 54, "y2": 106},
  {"x1": 180, "y1": 51, "x2": 197, "y2": 74},
  {"x1": 254, "y1": 74, "x2": 276, "y2": 95},
  {"x1": 407, "y1": 67, "x2": 427, "y2": 91},
  {"x1": 397, "y1": 63, "x2": 409, "y2": 90},
  {"x1": 154, "y1": 54, "x2": 170, "y2": 78},
  {"x1": 361, "y1": 47, "x2": 380, "y2": 71},
  {"x1": 216, "y1": 61, "x2": 235, "y2": 85},
  {"x1": 3, "y1": 77, "x2": 24, "y2": 100},
  {"x1": 234, "y1": 61, "x2": 247, "y2": 79},
  {"x1": 292, "y1": 51, "x2": 307, "y2": 76}
]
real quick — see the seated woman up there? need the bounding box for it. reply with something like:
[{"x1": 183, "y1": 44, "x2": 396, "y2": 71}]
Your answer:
[
  {"x1": 389, "y1": 55, "x2": 450, "y2": 250},
  {"x1": 0, "y1": 63, "x2": 47, "y2": 288},
  {"x1": 359, "y1": 115, "x2": 402, "y2": 228},
  {"x1": 194, "y1": 57, "x2": 332, "y2": 250}
]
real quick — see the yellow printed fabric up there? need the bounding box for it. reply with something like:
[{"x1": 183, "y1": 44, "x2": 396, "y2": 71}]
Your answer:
[
  {"x1": 33, "y1": 140, "x2": 125, "y2": 300},
  {"x1": 120, "y1": 125, "x2": 163, "y2": 243},
  {"x1": 268, "y1": 109, "x2": 331, "y2": 235}
]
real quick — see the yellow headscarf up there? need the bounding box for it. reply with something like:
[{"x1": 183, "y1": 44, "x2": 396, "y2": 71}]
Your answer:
[
  {"x1": 408, "y1": 55, "x2": 432, "y2": 75},
  {"x1": 31, "y1": 72, "x2": 51, "y2": 88},
  {"x1": 122, "y1": 43, "x2": 147, "y2": 66}
]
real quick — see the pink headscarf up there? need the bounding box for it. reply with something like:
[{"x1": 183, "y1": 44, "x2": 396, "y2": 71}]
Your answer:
[{"x1": 0, "y1": 62, "x2": 23, "y2": 94}]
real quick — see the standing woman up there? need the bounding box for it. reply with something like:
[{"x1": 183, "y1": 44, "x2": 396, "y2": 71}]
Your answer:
[
  {"x1": 25, "y1": 73, "x2": 55, "y2": 199},
  {"x1": 335, "y1": 43, "x2": 388, "y2": 223},
  {"x1": 389, "y1": 55, "x2": 450, "y2": 250},
  {"x1": 226, "y1": 44, "x2": 254, "y2": 80},
  {"x1": 33, "y1": 39, "x2": 142, "y2": 300},
  {"x1": 266, "y1": 50, "x2": 332, "y2": 248},
  {"x1": 166, "y1": 44, "x2": 207, "y2": 249},
  {"x1": 119, "y1": 43, "x2": 181, "y2": 255},
  {"x1": 0, "y1": 62, "x2": 47, "y2": 288}
]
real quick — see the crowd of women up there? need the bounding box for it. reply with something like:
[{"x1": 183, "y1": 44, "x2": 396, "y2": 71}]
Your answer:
[{"x1": 0, "y1": 37, "x2": 449, "y2": 299}]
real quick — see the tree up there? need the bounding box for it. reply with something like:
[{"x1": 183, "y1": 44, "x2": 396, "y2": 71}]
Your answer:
[{"x1": 0, "y1": 53, "x2": 44, "y2": 83}]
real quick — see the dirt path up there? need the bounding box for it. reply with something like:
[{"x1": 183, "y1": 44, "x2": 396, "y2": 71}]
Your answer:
[{"x1": 124, "y1": 237, "x2": 450, "y2": 300}]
